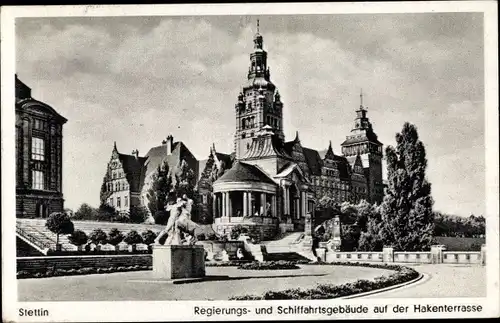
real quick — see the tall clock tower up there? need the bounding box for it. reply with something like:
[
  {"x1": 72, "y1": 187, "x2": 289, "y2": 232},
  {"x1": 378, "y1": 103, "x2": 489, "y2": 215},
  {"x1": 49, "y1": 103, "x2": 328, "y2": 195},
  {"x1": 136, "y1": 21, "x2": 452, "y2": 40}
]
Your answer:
[
  {"x1": 234, "y1": 22, "x2": 284, "y2": 159},
  {"x1": 341, "y1": 92, "x2": 384, "y2": 204}
]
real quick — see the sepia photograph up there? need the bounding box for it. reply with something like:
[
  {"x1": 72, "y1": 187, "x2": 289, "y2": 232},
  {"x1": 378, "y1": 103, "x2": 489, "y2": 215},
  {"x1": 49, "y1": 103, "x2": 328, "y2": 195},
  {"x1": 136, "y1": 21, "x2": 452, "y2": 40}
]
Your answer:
[{"x1": 2, "y1": 1, "x2": 499, "y2": 322}]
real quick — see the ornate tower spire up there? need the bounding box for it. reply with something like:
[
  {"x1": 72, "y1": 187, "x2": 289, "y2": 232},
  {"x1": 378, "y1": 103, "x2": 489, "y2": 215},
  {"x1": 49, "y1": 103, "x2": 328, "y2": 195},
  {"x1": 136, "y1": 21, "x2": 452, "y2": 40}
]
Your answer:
[{"x1": 234, "y1": 22, "x2": 284, "y2": 159}]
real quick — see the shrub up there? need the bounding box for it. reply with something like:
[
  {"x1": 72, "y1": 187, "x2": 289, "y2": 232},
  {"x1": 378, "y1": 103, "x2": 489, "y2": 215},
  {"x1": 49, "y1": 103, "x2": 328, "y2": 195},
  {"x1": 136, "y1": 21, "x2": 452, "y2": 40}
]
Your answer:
[
  {"x1": 129, "y1": 206, "x2": 149, "y2": 224},
  {"x1": 230, "y1": 262, "x2": 419, "y2": 300},
  {"x1": 197, "y1": 233, "x2": 206, "y2": 241},
  {"x1": 45, "y1": 212, "x2": 75, "y2": 246},
  {"x1": 230, "y1": 225, "x2": 248, "y2": 240},
  {"x1": 237, "y1": 261, "x2": 300, "y2": 270},
  {"x1": 124, "y1": 230, "x2": 143, "y2": 245},
  {"x1": 108, "y1": 228, "x2": 124, "y2": 246},
  {"x1": 89, "y1": 228, "x2": 108, "y2": 246},
  {"x1": 141, "y1": 230, "x2": 157, "y2": 245},
  {"x1": 206, "y1": 232, "x2": 217, "y2": 241},
  {"x1": 68, "y1": 230, "x2": 88, "y2": 247}
]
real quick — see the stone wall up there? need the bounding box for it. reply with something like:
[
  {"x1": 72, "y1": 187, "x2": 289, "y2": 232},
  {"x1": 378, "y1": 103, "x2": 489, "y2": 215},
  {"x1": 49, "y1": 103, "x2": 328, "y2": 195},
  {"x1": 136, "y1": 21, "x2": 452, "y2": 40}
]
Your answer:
[
  {"x1": 17, "y1": 255, "x2": 151, "y2": 273},
  {"x1": 319, "y1": 245, "x2": 486, "y2": 266}
]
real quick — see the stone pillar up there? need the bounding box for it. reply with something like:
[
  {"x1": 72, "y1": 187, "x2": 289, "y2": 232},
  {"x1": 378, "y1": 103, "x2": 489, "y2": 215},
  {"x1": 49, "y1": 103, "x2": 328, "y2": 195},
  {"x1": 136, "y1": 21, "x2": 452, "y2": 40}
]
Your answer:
[
  {"x1": 301, "y1": 191, "x2": 306, "y2": 218},
  {"x1": 430, "y1": 245, "x2": 445, "y2": 264},
  {"x1": 481, "y1": 244, "x2": 486, "y2": 266},
  {"x1": 304, "y1": 212, "x2": 312, "y2": 236},
  {"x1": 284, "y1": 186, "x2": 289, "y2": 215},
  {"x1": 272, "y1": 195, "x2": 277, "y2": 217},
  {"x1": 296, "y1": 198, "x2": 300, "y2": 219},
  {"x1": 243, "y1": 191, "x2": 248, "y2": 217},
  {"x1": 222, "y1": 192, "x2": 227, "y2": 217},
  {"x1": 261, "y1": 193, "x2": 266, "y2": 216},
  {"x1": 382, "y1": 247, "x2": 394, "y2": 263},
  {"x1": 212, "y1": 194, "x2": 217, "y2": 218},
  {"x1": 228, "y1": 192, "x2": 232, "y2": 218}
]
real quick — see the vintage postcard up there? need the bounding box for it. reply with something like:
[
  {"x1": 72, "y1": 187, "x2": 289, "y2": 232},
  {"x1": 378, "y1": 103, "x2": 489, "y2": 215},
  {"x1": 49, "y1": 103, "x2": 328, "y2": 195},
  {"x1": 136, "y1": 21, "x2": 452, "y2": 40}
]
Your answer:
[{"x1": 1, "y1": 1, "x2": 499, "y2": 322}]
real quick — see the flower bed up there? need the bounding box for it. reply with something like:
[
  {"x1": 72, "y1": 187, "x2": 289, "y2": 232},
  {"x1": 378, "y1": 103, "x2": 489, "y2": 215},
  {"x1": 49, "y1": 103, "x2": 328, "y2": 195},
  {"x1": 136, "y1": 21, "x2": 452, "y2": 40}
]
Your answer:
[
  {"x1": 205, "y1": 260, "x2": 252, "y2": 267},
  {"x1": 17, "y1": 265, "x2": 152, "y2": 279},
  {"x1": 229, "y1": 262, "x2": 419, "y2": 300},
  {"x1": 237, "y1": 260, "x2": 300, "y2": 270}
]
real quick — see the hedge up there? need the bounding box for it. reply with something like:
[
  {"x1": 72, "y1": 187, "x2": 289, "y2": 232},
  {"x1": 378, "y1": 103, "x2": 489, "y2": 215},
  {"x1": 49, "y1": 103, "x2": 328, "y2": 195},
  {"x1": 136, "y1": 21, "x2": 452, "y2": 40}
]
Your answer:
[
  {"x1": 237, "y1": 260, "x2": 300, "y2": 270},
  {"x1": 229, "y1": 262, "x2": 419, "y2": 300},
  {"x1": 17, "y1": 265, "x2": 152, "y2": 279}
]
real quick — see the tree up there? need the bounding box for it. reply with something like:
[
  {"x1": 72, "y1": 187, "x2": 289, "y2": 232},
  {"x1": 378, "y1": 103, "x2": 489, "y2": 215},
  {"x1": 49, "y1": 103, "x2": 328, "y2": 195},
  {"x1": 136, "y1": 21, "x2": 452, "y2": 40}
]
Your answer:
[
  {"x1": 97, "y1": 203, "x2": 117, "y2": 221},
  {"x1": 45, "y1": 212, "x2": 75, "y2": 248},
  {"x1": 175, "y1": 159, "x2": 196, "y2": 199},
  {"x1": 380, "y1": 122, "x2": 434, "y2": 251},
  {"x1": 73, "y1": 203, "x2": 98, "y2": 221},
  {"x1": 141, "y1": 230, "x2": 157, "y2": 245},
  {"x1": 147, "y1": 161, "x2": 174, "y2": 222},
  {"x1": 89, "y1": 228, "x2": 108, "y2": 247},
  {"x1": 129, "y1": 205, "x2": 149, "y2": 224},
  {"x1": 68, "y1": 230, "x2": 88, "y2": 251},
  {"x1": 124, "y1": 230, "x2": 144, "y2": 252},
  {"x1": 108, "y1": 228, "x2": 124, "y2": 246},
  {"x1": 174, "y1": 159, "x2": 198, "y2": 220},
  {"x1": 99, "y1": 172, "x2": 112, "y2": 206}
]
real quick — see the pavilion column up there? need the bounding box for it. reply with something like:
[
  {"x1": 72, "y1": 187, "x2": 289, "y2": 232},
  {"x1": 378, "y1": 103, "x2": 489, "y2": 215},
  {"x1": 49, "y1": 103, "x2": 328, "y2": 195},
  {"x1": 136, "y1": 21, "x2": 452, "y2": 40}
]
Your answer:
[
  {"x1": 284, "y1": 186, "x2": 289, "y2": 215},
  {"x1": 260, "y1": 193, "x2": 266, "y2": 216},
  {"x1": 212, "y1": 194, "x2": 217, "y2": 218},
  {"x1": 228, "y1": 192, "x2": 232, "y2": 218},
  {"x1": 272, "y1": 195, "x2": 277, "y2": 217},
  {"x1": 248, "y1": 191, "x2": 253, "y2": 216},
  {"x1": 243, "y1": 192, "x2": 248, "y2": 217},
  {"x1": 222, "y1": 192, "x2": 227, "y2": 217},
  {"x1": 301, "y1": 191, "x2": 307, "y2": 218},
  {"x1": 295, "y1": 198, "x2": 299, "y2": 219}
]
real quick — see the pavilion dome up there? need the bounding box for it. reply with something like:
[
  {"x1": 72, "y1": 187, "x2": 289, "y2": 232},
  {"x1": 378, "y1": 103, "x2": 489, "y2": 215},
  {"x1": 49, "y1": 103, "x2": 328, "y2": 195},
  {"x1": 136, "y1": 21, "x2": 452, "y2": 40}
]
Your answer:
[{"x1": 215, "y1": 161, "x2": 276, "y2": 185}]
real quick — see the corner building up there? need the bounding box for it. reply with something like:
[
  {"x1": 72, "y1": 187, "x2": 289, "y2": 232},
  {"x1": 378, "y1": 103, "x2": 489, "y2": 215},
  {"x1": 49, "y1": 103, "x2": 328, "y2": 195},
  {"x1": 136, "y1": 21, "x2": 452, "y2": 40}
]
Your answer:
[
  {"x1": 15, "y1": 75, "x2": 67, "y2": 218},
  {"x1": 212, "y1": 28, "x2": 384, "y2": 239}
]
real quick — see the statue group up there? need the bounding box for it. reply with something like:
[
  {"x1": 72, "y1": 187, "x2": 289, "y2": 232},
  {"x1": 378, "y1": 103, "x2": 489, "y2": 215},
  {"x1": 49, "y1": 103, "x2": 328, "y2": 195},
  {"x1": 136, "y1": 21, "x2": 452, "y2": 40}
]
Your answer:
[{"x1": 154, "y1": 195, "x2": 200, "y2": 246}]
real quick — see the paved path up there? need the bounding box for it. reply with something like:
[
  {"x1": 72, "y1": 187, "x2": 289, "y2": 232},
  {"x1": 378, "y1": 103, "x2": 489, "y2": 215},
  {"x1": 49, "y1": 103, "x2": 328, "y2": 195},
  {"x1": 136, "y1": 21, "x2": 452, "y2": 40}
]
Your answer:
[
  {"x1": 18, "y1": 265, "x2": 393, "y2": 301},
  {"x1": 361, "y1": 264, "x2": 486, "y2": 298}
]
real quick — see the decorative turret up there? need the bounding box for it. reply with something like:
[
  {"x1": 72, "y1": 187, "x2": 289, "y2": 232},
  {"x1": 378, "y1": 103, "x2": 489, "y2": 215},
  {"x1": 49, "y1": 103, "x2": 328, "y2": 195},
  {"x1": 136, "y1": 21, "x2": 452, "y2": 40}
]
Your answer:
[
  {"x1": 341, "y1": 90, "x2": 383, "y2": 204},
  {"x1": 234, "y1": 21, "x2": 285, "y2": 159}
]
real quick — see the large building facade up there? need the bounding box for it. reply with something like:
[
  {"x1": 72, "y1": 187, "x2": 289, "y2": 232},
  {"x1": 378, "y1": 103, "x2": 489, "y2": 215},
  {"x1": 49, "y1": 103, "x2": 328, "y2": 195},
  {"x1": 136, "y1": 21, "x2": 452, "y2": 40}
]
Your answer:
[
  {"x1": 15, "y1": 75, "x2": 67, "y2": 218},
  {"x1": 210, "y1": 28, "x2": 384, "y2": 238},
  {"x1": 99, "y1": 27, "x2": 384, "y2": 238}
]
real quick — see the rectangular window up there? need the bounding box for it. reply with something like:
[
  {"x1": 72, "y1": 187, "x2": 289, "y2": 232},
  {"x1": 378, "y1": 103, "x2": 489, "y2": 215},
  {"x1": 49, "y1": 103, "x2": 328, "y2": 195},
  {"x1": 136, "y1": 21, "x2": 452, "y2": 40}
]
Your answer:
[
  {"x1": 32, "y1": 170, "x2": 44, "y2": 190},
  {"x1": 117, "y1": 197, "x2": 121, "y2": 208},
  {"x1": 31, "y1": 137, "x2": 45, "y2": 161},
  {"x1": 110, "y1": 198, "x2": 114, "y2": 206},
  {"x1": 124, "y1": 196, "x2": 128, "y2": 207},
  {"x1": 202, "y1": 194, "x2": 208, "y2": 204}
]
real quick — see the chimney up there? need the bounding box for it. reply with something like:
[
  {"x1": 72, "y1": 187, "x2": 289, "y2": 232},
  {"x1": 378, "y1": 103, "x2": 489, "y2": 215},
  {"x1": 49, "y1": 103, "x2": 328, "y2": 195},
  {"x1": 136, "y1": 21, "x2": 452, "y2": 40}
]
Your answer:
[
  {"x1": 132, "y1": 149, "x2": 139, "y2": 159},
  {"x1": 166, "y1": 135, "x2": 174, "y2": 155}
]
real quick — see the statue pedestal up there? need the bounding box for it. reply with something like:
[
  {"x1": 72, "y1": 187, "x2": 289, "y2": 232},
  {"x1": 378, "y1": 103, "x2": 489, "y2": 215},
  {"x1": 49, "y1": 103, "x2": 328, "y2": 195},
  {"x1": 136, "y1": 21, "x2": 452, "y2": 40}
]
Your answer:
[{"x1": 153, "y1": 245, "x2": 206, "y2": 280}]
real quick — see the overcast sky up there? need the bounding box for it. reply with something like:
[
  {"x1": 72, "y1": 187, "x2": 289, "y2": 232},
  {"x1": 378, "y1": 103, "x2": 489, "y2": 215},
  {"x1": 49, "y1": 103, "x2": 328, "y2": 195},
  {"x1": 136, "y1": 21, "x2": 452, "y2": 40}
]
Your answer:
[{"x1": 16, "y1": 13, "x2": 485, "y2": 217}]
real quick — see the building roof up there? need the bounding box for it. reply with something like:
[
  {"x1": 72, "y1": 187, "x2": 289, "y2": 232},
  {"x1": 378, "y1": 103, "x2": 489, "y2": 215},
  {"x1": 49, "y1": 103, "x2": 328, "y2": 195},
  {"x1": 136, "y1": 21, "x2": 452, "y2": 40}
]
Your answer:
[
  {"x1": 341, "y1": 131, "x2": 382, "y2": 146},
  {"x1": 302, "y1": 147, "x2": 323, "y2": 176},
  {"x1": 118, "y1": 153, "x2": 147, "y2": 192},
  {"x1": 243, "y1": 128, "x2": 292, "y2": 160},
  {"x1": 215, "y1": 161, "x2": 276, "y2": 185}
]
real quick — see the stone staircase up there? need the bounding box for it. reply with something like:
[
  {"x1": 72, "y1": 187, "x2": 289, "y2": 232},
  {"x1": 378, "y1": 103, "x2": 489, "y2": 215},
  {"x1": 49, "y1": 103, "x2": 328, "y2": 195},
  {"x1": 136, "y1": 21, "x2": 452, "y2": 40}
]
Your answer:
[
  {"x1": 16, "y1": 218, "x2": 166, "y2": 254},
  {"x1": 261, "y1": 232, "x2": 317, "y2": 262}
]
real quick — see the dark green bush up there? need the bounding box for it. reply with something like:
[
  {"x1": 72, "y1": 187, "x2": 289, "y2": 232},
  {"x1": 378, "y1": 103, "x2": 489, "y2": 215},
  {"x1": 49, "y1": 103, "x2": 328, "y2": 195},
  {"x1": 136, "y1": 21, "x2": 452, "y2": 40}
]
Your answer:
[
  {"x1": 237, "y1": 260, "x2": 300, "y2": 270},
  {"x1": 230, "y1": 262, "x2": 419, "y2": 300}
]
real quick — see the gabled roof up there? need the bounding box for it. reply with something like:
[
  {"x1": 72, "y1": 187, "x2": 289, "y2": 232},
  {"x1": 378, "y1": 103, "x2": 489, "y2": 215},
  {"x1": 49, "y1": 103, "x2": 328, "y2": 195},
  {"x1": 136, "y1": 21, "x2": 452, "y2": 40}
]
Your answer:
[
  {"x1": 243, "y1": 130, "x2": 292, "y2": 160},
  {"x1": 341, "y1": 131, "x2": 382, "y2": 146},
  {"x1": 302, "y1": 147, "x2": 323, "y2": 175},
  {"x1": 215, "y1": 161, "x2": 276, "y2": 185},
  {"x1": 275, "y1": 162, "x2": 312, "y2": 184},
  {"x1": 118, "y1": 153, "x2": 147, "y2": 192}
]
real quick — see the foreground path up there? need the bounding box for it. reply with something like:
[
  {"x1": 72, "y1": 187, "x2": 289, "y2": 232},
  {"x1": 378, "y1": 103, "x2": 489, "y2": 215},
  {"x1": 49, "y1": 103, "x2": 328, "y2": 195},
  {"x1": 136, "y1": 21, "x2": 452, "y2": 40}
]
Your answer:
[
  {"x1": 361, "y1": 264, "x2": 486, "y2": 298},
  {"x1": 18, "y1": 265, "x2": 393, "y2": 301}
]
